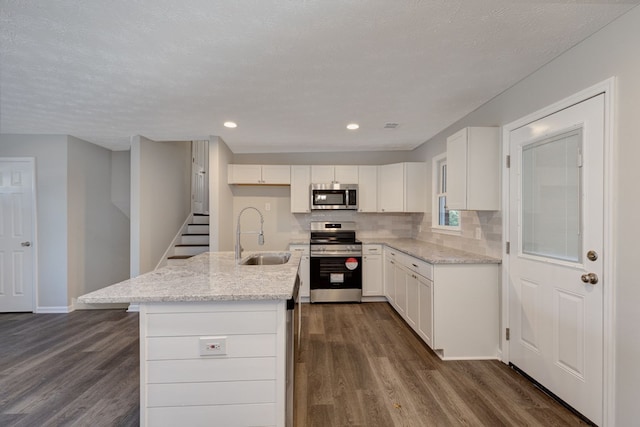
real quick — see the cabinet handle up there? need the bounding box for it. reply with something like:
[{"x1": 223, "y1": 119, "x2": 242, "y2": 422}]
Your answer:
[{"x1": 412, "y1": 263, "x2": 418, "y2": 268}]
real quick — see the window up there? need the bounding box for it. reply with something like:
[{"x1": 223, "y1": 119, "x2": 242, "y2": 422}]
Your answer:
[{"x1": 432, "y1": 153, "x2": 460, "y2": 232}]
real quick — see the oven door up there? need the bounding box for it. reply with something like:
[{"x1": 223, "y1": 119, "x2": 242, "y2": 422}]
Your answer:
[{"x1": 309, "y1": 254, "x2": 362, "y2": 303}]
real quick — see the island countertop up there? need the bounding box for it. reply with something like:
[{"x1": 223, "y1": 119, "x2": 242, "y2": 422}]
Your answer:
[{"x1": 78, "y1": 251, "x2": 301, "y2": 304}]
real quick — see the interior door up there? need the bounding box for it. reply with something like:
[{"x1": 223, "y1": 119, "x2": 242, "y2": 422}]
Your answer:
[
  {"x1": 508, "y1": 94, "x2": 604, "y2": 424},
  {"x1": 0, "y1": 159, "x2": 35, "y2": 312},
  {"x1": 191, "y1": 140, "x2": 209, "y2": 214}
]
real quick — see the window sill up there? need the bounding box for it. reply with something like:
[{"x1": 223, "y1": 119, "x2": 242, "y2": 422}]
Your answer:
[{"x1": 431, "y1": 226, "x2": 462, "y2": 236}]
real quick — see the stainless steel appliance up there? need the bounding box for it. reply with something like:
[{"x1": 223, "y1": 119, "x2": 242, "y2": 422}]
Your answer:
[
  {"x1": 309, "y1": 221, "x2": 362, "y2": 303},
  {"x1": 310, "y1": 183, "x2": 358, "y2": 210}
]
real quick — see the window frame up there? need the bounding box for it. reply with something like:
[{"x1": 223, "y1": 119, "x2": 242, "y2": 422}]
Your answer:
[{"x1": 431, "y1": 153, "x2": 462, "y2": 234}]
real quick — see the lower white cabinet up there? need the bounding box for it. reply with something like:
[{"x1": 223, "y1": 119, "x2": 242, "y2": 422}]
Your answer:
[
  {"x1": 289, "y1": 244, "x2": 310, "y2": 299},
  {"x1": 363, "y1": 244, "x2": 383, "y2": 296},
  {"x1": 383, "y1": 247, "x2": 499, "y2": 360}
]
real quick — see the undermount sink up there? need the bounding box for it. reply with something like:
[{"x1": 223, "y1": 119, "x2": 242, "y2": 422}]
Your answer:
[{"x1": 240, "y1": 252, "x2": 291, "y2": 265}]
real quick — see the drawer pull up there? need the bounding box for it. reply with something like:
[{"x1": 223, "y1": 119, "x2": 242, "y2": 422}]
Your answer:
[{"x1": 412, "y1": 263, "x2": 418, "y2": 268}]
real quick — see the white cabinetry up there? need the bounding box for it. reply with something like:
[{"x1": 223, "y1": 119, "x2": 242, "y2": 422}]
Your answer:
[
  {"x1": 377, "y1": 162, "x2": 427, "y2": 212},
  {"x1": 357, "y1": 166, "x2": 378, "y2": 212},
  {"x1": 382, "y1": 246, "x2": 499, "y2": 360},
  {"x1": 311, "y1": 165, "x2": 358, "y2": 184},
  {"x1": 228, "y1": 164, "x2": 291, "y2": 185},
  {"x1": 290, "y1": 166, "x2": 311, "y2": 213},
  {"x1": 446, "y1": 127, "x2": 500, "y2": 210},
  {"x1": 289, "y1": 244, "x2": 310, "y2": 299},
  {"x1": 362, "y1": 245, "x2": 383, "y2": 296}
]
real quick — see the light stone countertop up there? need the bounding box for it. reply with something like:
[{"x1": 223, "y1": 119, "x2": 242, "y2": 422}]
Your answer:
[
  {"x1": 78, "y1": 251, "x2": 301, "y2": 304},
  {"x1": 359, "y1": 238, "x2": 502, "y2": 264}
]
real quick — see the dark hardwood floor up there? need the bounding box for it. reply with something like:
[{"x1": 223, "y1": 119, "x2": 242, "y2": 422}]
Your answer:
[
  {"x1": 0, "y1": 310, "x2": 139, "y2": 427},
  {"x1": 295, "y1": 303, "x2": 589, "y2": 427},
  {"x1": 1, "y1": 304, "x2": 588, "y2": 426}
]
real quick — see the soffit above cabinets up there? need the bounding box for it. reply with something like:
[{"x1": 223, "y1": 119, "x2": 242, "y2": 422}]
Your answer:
[{"x1": 1, "y1": 1, "x2": 638, "y2": 153}]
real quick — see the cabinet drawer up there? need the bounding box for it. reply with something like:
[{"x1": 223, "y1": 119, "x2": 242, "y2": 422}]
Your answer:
[
  {"x1": 364, "y1": 244, "x2": 382, "y2": 254},
  {"x1": 404, "y1": 257, "x2": 433, "y2": 280}
]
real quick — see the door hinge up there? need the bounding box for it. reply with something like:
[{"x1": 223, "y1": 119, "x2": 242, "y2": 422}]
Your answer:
[
  {"x1": 506, "y1": 155, "x2": 511, "y2": 168},
  {"x1": 506, "y1": 241, "x2": 510, "y2": 254},
  {"x1": 506, "y1": 328, "x2": 510, "y2": 341}
]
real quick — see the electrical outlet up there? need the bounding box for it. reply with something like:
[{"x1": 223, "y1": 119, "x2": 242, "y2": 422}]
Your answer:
[
  {"x1": 199, "y1": 336, "x2": 227, "y2": 356},
  {"x1": 475, "y1": 227, "x2": 482, "y2": 240},
  {"x1": 265, "y1": 202, "x2": 271, "y2": 211}
]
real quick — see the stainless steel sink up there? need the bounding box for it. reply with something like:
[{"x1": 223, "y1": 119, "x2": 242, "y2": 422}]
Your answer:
[{"x1": 240, "y1": 252, "x2": 291, "y2": 265}]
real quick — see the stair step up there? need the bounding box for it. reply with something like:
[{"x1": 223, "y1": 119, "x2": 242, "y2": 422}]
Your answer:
[
  {"x1": 174, "y1": 244, "x2": 209, "y2": 256},
  {"x1": 187, "y1": 224, "x2": 209, "y2": 234},
  {"x1": 181, "y1": 234, "x2": 209, "y2": 245},
  {"x1": 192, "y1": 214, "x2": 210, "y2": 225},
  {"x1": 167, "y1": 255, "x2": 191, "y2": 266}
]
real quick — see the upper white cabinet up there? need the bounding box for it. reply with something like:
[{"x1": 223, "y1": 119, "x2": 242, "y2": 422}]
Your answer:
[
  {"x1": 290, "y1": 165, "x2": 311, "y2": 213},
  {"x1": 446, "y1": 127, "x2": 500, "y2": 210},
  {"x1": 311, "y1": 165, "x2": 358, "y2": 184},
  {"x1": 377, "y1": 162, "x2": 427, "y2": 212},
  {"x1": 357, "y1": 165, "x2": 378, "y2": 212},
  {"x1": 228, "y1": 164, "x2": 291, "y2": 185}
]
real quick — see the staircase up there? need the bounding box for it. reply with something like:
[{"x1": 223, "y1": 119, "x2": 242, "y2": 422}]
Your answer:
[{"x1": 167, "y1": 213, "x2": 210, "y2": 266}]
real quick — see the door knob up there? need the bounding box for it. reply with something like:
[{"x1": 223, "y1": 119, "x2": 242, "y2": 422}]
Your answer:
[
  {"x1": 581, "y1": 272, "x2": 598, "y2": 285},
  {"x1": 21, "y1": 241, "x2": 31, "y2": 247}
]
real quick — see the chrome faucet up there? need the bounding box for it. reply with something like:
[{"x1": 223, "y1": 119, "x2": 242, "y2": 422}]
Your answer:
[{"x1": 235, "y1": 207, "x2": 265, "y2": 262}]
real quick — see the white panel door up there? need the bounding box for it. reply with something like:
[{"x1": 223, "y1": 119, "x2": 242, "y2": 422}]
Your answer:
[
  {"x1": 0, "y1": 159, "x2": 35, "y2": 312},
  {"x1": 191, "y1": 140, "x2": 209, "y2": 214},
  {"x1": 508, "y1": 95, "x2": 604, "y2": 425}
]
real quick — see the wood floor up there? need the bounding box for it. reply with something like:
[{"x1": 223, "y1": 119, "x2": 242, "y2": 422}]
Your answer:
[{"x1": 0, "y1": 304, "x2": 588, "y2": 426}]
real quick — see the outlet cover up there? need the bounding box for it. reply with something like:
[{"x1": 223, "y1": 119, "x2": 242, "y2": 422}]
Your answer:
[
  {"x1": 199, "y1": 336, "x2": 227, "y2": 356},
  {"x1": 475, "y1": 227, "x2": 482, "y2": 240}
]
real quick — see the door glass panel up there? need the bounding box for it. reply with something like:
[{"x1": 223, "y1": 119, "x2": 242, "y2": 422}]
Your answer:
[{"x1": 521, "y1": 129, "x2": 582, "y2": 262}]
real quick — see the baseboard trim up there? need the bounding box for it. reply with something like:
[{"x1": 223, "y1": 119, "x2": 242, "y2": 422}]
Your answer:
[
  {"x1": 127, "y1": 303, "x2": 140, "y2": 312},
  {"x1": 36, "y1": 305, "x2": 74, "y2": 314}
]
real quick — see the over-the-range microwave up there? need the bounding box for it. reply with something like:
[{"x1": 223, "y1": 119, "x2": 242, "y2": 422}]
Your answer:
[{"x1": 310, "y1": 183, "x2": 358, "y2": 210}]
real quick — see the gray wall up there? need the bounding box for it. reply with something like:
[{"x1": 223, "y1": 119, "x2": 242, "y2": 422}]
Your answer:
[
  {"x1": 67, "y1": 136, "x2": 130, "y2": 306},
  {"x1": 0, "y1": 134, "x2": 131, "y2": 311},
  {"x1": 130, "y1": 136, "x2": 192, "y2": 275},
  {"x1": 0, "y1": 134, "x2": 69, "y2": 309},
  {"x1": 233, "y1": 150, "x2": 410, "y2": 165},
  {"x1": 410, "y1": 6, "x2": 640, "y2": 424}
]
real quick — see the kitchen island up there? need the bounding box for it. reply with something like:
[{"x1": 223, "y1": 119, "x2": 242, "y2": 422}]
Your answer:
[{"x1": 79, "y1": 251, "x2": 302, "y2": 427}]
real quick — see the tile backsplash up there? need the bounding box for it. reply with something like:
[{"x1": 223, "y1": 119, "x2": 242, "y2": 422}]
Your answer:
[
  {"x1": 289, "y1": 210, "x2": 502, "y2": 259},
  {"x1": 414, "y1": 210, "x2": 502, "y2": 258}
]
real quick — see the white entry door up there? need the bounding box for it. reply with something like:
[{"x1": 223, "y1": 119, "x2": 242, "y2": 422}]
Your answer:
[
  {"x1": 191, "y1": 140, "x2": 209, "y2": 214},
  {"x1": 0, "y1": 159, "x2": 36, "y2": 312},
  {"x1": 508, "y1": 94, "x2": 604, "y2": 424}
]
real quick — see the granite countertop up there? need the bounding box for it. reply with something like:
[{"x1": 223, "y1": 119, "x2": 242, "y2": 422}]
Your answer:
[
  {"x1": 359, "y1": 238, "x2": 501, "y2": 264},
  {"x1": 78, "y1": 251, "x2": 302, "y2": 304}
]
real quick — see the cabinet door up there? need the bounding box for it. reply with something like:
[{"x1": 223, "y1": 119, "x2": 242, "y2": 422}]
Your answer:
[
  {"x1": 228, "y1": 164, "x2": 262, "y2": 184},
  {"x1": 406, "y1": 273, "x2": 419, "y2": 331},
  {"x1": 262, "y1": 165, "x2": 291, "y2": 184},
  {"x1": 404, "y1": 162, "x2": 427, "y2": 212},
  {"x1": 310, "y1": 165, "x2": 334, "y2": 183},
  {"x1": 363, "y1": 254, "x2": 383, "y2": 296},
  {"x1": 394, "y1": 264, "x2": 407, "y2": 316},
  {"x1": 334, "y1": 165, "x2": 358, "y2": 184},
  {"x1": 446, "y1": 128, "x2": 468, "y2": 210},
  {"x1": 384, "y1": 257, "x2": 396, "y2": 303},
  {"x1": 358, "y1": 166, "x2": 378, "y2": 212},
  {"x1": 378, "y1": 163, "x2": 404, "y2": 212},
  {"x1": 290, "y1": 166, "x2": 311, "y2": 213},
  {"x1": 418, "y1": 275, "x2": 434, "y2": 348}
]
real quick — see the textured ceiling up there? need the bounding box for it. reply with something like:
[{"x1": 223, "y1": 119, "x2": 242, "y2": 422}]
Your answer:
[{"x1": 1, "y1": 1, "x2": 638, "y2": 153}]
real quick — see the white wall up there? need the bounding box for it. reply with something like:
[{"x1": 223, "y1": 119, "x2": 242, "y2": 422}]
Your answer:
[
  {"x1": 410, "y1": 6, "x2": 640, "y2": 424},
  {"x1": 67, "y1": 136, "x2": 130, "y2": 307},
  {"x1": 130, "y1": 136, "x2": 191, "y2": 275},
  {"x1": 0, "y1": 134, "x2": 69, "y2": 309}
]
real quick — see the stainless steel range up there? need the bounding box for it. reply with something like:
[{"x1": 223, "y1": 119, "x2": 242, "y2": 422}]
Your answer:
[{"x1": 309, "y1": 221, "x2": 362, "y2": 303}]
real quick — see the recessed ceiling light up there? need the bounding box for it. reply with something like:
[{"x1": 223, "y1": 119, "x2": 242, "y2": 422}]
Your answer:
[
  {"x1": 346, "y1": 123, "x2": 359, "y2": 130},
  {"x1": 224, "y1": 121, "x2": 238, "y2": 128}
]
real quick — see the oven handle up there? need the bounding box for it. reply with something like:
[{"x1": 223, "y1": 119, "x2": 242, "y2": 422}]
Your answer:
[{"x1": 310, "y1": 252, "x2": 362, "y2": 258}]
